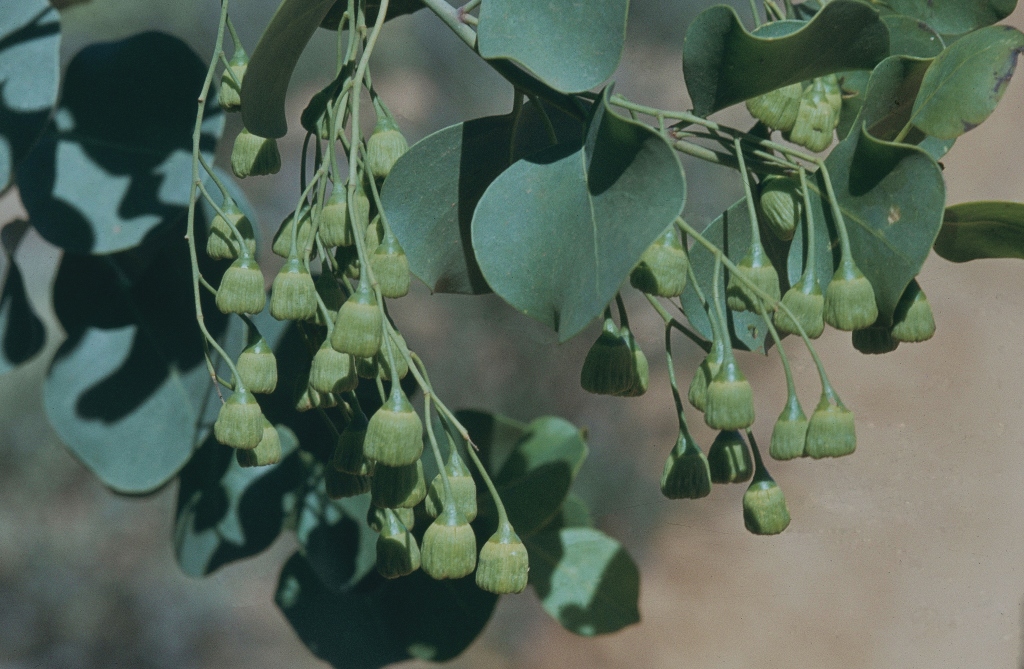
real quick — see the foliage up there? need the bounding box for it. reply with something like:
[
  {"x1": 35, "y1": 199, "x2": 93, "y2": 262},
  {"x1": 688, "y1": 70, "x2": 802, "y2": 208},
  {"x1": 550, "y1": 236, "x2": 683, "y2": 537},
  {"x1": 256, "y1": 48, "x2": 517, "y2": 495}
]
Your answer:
[{"x1": 1, "y1": 0, "x2": 1023, "y2": 666}]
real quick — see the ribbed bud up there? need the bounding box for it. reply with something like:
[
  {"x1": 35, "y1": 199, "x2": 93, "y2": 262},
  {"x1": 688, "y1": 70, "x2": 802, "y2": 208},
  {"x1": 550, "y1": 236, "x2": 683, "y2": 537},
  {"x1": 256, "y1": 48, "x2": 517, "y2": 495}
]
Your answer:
[
  {"x1": 325, "y1": 468, "x2": 371, "y2": 499},
  {"x1": 660, "y1": 428, "x2": 712, "y2": 499},
  {"x1": 726, "y1": 244, "x2": 780, "y2": 313},
  {"x1": 629, "y1": 226, "x2": 689, "y2": 297},
  {"x1": 421, "y1": 506, "x2": 477, "y2": 580},
  {"x1": 309, "y1": 340, "x2": 358, "y2": 394},
  {"x1": 375, "y1": 508, "x2": 420, "y2": 579},
  {"x1": 688, "y1": 345, "x2": 725, "y2": 412},
  {"x1": 367, "y1": 505, "x2": 414, "y2": 533},
  {"x1": 331, "y1": 412, "x2": 373, "y2": 476},
  {"x1": 787, "y1": 76, "x2": 841, "y2": 153},
  {"x1": 743, "y1": 479, "x2": 791, "y2": 535},
  {"x1": 824, "y1": 262, "x2": 878, "y2": 331},
  {"x1": 216, "y1": 256, "x2": 266, "y2": 315},
  {"x1": 615, "y1": 326, "x2": 649, "y2": 398},
  {"x1": 295, "y1": 375, "x2": 336, "y2": 413},
  {"x1": 230, "y1": 128, "x2": 281, "y2": 178},
  {"x1": 206, "y1": 197, "x2": 256, "y2": 261},
  {"x1": 378, "y1": 331, "x2": 410, "y2": 381},
  {"x1": 804, "y1": 397, "x2": 856, "y2": 458},
  {"x1": 774, "y1": 277, "x2": 825, "y2": 338},
  {"x1": 425, "y1": 449, "x2": 477, "y2": 521},
  {"x1": 364, "y1": 389, "x2": 423, "y2": 467},
  {"x1": 270, "y1": 257, "x2": 318, "y2": 321},
  {"x1": 476, "y1": 523, "x2": 529, "y2": 595},
  {"x1": 758, "y1": 176, "x2": 801, "y2": 241},
  {"x1": 769, "y1": 396, "x2": 807, "y2": 460},
  {"x1": 214, "y1": 389, "x2": 264, "y2": 450},
  {"x1": 272, "y1": 209, "x2": 314, "y2": 259},
  {"x1": 318, "y1": 189, "x2": 351, "y2": 248},
  {"x1": 218, "y1": 50, "x2": 246, "y2": 112},
  {"x1": 890, "y1": 280, "x2": 935, "y2": 343},
  {"x1": 331, "y1": 283, "x2": 383, "y2": 358},
  {"x1": 746, "y1": 82, "x2": 803, "y2": 132},
  {"x1": 371, "y1": 460, "x2": 426, "y2": 509},
  {"x1": 236, "y1": 420, "x2": 282, "y2": 467},
  {"x1": 704, "y1": 359, "x2": 755, "y2": 431},
  {"x1": 370, "y1": 231, "x2": 411, "y2": 298},
  {"x1": 707, "y1": 430, "x2": 753, "y2": 484},
  {"x1": 365, "y1": 217, "x2": 384, "y2": 256},
  {"x1": 236, "y1": 336, "x2": 277, "y2": 394},
  {"x1": 852, "y1": 325, "x2": 899, "y2": 354},
  {"x1": 580, "y1": 317, "x2": 634, "y2": 396},
  {"x1": 366, "y1": 118, "x2": 409, "y2": 180}
]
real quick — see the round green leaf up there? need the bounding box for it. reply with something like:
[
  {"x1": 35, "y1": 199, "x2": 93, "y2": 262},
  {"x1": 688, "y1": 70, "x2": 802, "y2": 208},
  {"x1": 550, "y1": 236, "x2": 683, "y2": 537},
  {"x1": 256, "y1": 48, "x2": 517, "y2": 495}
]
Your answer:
[
  {"x1": 910, "y1": 25, "x2": 1024, "y2": 140},
  {"x1": 472, "y1": 90, "x2": 685, "y2": 341},
  {"x1": 0, "y1": 0, "x2": 60, "y2": 192},
  {"x1": 934, "y1": 201, "x2": 1024, "y2": 262},
  {"x1": 241, "y1": 0, "x2": 336, "y2": 139},
  {"x1": 882, "y1": 0, "x2": 1017, "y2": 36},
  {"x1": 17, "y1": 31, "x2": 223, "y2": 254},
  {"x1": 883, "y1": 14, "x2": 945, "y2": 58},
  {"x1": 683, "y1": 1, "x2": 889, "y2": 116},
  {"x1": 476, "y1": 0, "x2": 628, "y2": 94}
]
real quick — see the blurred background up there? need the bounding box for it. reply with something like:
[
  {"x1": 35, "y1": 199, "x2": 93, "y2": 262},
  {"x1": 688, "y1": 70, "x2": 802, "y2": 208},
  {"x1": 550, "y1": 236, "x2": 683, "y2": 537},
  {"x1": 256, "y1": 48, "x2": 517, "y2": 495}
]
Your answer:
[{"x1": 2, "y1": 1, "x2": 1024, "y2": 667}]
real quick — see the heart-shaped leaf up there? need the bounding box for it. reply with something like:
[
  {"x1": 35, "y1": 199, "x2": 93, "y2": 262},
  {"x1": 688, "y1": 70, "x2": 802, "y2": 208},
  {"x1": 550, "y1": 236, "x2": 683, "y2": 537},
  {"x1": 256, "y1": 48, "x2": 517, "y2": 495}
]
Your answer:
[
  {"x1": 476, "y1": 0, "x2": 628, "y2": 94},
  {"x1": 0, "y1": 0, "x2": 60, "y2": 192},
  {"x1": 910, "y1": 25, "x2": 1024, "y2": 140},
  {"x1": 0, "y1": 221, "x2": 46, "y2": 374},
  {"x1": 683, "y1": 1, "x2": 889, "y2": 116},
  {"x1": 881, "y1": 0, "x2": 1017, "y2": 37},
  {"x1": 381, "y1": 102, "x2": 584, "y2": 295},
  {"x1": 472, "y1": 90, "x2": 685, "y2": 341},
  {"x1": 934, "y1": 201, "x2": 1024, "y2": 262},
  {"x1": 17, "y1": 31, "x2": 223, "y2": 254},
  {"x1": 241, "y1": 0, "x2": 336, "y2": 138}
]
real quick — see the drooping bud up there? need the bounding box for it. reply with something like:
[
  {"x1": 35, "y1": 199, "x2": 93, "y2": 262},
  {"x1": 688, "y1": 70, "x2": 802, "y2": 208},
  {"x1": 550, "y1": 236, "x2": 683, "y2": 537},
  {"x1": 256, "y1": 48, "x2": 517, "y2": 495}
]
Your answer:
[
  {"x1": 309, "y1": 340, "x2": 358, "y2": 394},
  {"x1": 707, "y1": 429, "x2": 753, "y2": 484},
  {"x1": 804, "y1": 395, "x2": 856, "y2": 458},
  {"x1": 660, "y1": 426, "x2": 712, "y2": 499},
  {"x1": 378, "y1": 330, "x2": 410, "y2": 382},
  {"x1": 742, "y1": 434, "x2": 791, "y2": 535},
  {"x1": 371, "y1": 460, "x2": 426, "y2": 509},
  {"x1": 688, "y1": 341, "x2": 726, "y2": 412},
  {"x1": 375, "y1": 507, "x2": 420, "y2": 579},
  {"x1": 363, "y1": 387, "x2": 423, "y2": 467},
  {"x1": 890, "y1": 279, "x2": 935, "y2": 343},
  {"x1": 214, "y1": 389, "x2": 264, "y2": 450},
  {"x1": 615, "y1": 325, "x2": 649, "y2": 398},
  {"x1": 331, "y1": 281, "x2": 383, "y2": 358},
  {"x1": 704, "y1": 359, "x2": 755, "y2": 431},
  {"x1": 823, "y1": 260, "x2": 878, "y2": 331},
  {"x1": 366, "y1": 116, "x2": 409, "y2": 180},
  {"x1": 580, "y1": 316, "x2": 634, "y2": 396},
  {"x1": 237, "y1": 420, "x2": 282, "y2": 467},
  {"x1": 236, "y1": 336, "x2": 277, "y2": 394},
  {"x1": 745, "y1": 82, "x2": 803, "y2": 132},
  {"x1": 787, "y1": 76, "x2": 841, "y2": 153},
  {"x1": 769, "y1": 394, "x2": 808, "y2": 461},
  {"x1": 629, "y1": 226, "x2": 689, "y2": 297},
  {"x1": 476, "y1": 522, "x2": 529, "y2": 595},
  {"x1": 774, "y1": 276, "x2": 825, "y2": 338},
  {"x1": 367, "y1": 505, "x2": 414, "y2": 533},
  {"x1": 318, "y1": 188, "x2": 352, "y2": 248},
  {"x1": 331, "y1": 411, "x2": 373, "y2": 476},
  {"x1": 218, "y1": 47, "x2": 247, "y2": 112},
  {"x1": 726, "y1": 243, "x2": 780, "y2": 313},
  {"x1": 325, "y1": 467, "x2": 371, "y2": 499},
  {"x1": 370, "y1": 231, "x2": 411, "y2": 299},
  {"x1": 425, "y1": 448, "x2": 477, "y2": 521},
  {"x1": 364, "y1": 217, "x2": 384, "y2": 256},
  {"x1": 758, "y1": 176, "x2": 802, "y2": 241},
  {"x1": 270, "y1": 257, "x2": 318, "y2": 321},
  {"x1": 230, "y1": 128, "x2": 281, "y2": 178},
  {"x1": 421, "y1": 504, "x2": 477, "y2": 580},
  {"x1": 272, "y1": 209, "x2": 315, "y2": 259},
  {"x1": 215, "y1": 256, "x2": 266, "y2": 315},
  {"x1": 852, "y1": 324, "x2": 899, "y2": 354},
  {"x1": 206, "y1": 197, "x2": 256, "y2": 261}
]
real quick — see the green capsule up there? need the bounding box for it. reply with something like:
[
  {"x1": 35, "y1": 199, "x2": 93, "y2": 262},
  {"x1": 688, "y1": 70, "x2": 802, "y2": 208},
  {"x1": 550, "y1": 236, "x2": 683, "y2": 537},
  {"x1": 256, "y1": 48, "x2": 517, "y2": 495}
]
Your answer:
[
  {"x1": 804, "y1": 396, "x2": 856, "y2": 458},
  {"x1": 425, "y1": 448, "x2": 477, "y2": 521},
  {"x1": 726, "y1": 244, "x2": 780, "y2": 313},
  {"x1": 236, "y1": 420, "x2": 282, "y2": 467},
  {"x1": 295, "y1": 374, "x2": 336, "y2": 413},
  {"x1": 615, "y1": 326, "x2": 649, "y2": 398},
  {"x1": 236, "y1": 336, "x2": 277, "y2": 395},
  {"x1": 758, "y1": 176, "x2": 802, "y2": 242},
  {"x1": 580, "y1": 317, "x2": 634, "y2": 396},
  {"x1": 325, "y1": 467, "x2": 371, "y2": 499},
  {"x1": 476, "y1": 522, "x2": 529, "y2": 595},
  {"x1": 367, "y1": 505, "x2": 415, "y2": 533},
  {"x1": 421, "y1": 505, "x2": 477, "y2": 580},
  {"x1": 704, "y1": 359, "x2": 755, "y2": 431},
  {"x1": 206, "y1": 197, "x2": 256, "y2": 261},
  {"x1": 269, "y1": 257, "x2": 318, "y2": 321},
  {"x1": 787, "y1": 76, "x2": 841, "y2": 153},
  {"x1": 371, "y1": 460, "x2": 427, "y2": 509},
  {"x1": 309, "y1": 340, "x2": 358, "y2": 394},
  {"x1": 214, "y1": 389, "x2": 264, "y2": 450},
  {"x1": 769, "y1": 395, "x2": 808, "y2": 461},
  {"x1": 215, "y1": 256, "x2": 266, "y2": 315},
  {"x1": 852, "y1": 325, "x2": 899, "y2": 355},
  {"x1": 659, "y1": 427, "x2": 712, "y2": 499},
  {"x1": 824, "y1": 261, "x2": 878, "y2": 331},
  {"x1": 370, "y1": 231, "x2": 412, "y2": 299},
  {"x1": 378, "y1": 331, "x2": 410, "y2": 382},
  {"x1": 317, "y1": 187, "x2": 365, "y2": 248},
  {"x1": 375, "y1": 507, "x2": 420, "y2": 579},
  {"x1": 231, "y1": 128, "x2": 281, "y2": 178},
  {"x1": 774, "y1": 276, "x2": 825, "y2": 338},
  {"x1": 688, "y1": 341, "x2": 726, "y2": 413},
  {"x1": 629, "y1": 226, "x2": 689, "y2": 297},
  {"x1": 331, "y1": 411, "x2": 373, "y2": 476},
  {"x1": 331, "y1": 282, "x2": 383, "y2": 358},
  {"x1": 743, "y1": 433, "x2": 791, "y2": 535},
  {"x1": 707, "y1": 430, "x2": 753, "y2": 484},
  {"x1": 218, "y1": 47, "x2": 247, "y2": 112},
  {"x1": 364, "y1": 388, "x2": 423, "y2": 467},
  {"x1": 364, "y1": 217, "x2": 384, "y2": 256},
  {"x1": 890, "y1": 280, "x2": 935, "y2": 343},
  {"x1": 272, "y1": 209, "x2": 315, "y2": 259},
  {"x1": 366, "y1": 118, "x2": 409, "y2": 180},
  {"x1": 745, "y1": 82, "x2": 803, "y2": 132}
]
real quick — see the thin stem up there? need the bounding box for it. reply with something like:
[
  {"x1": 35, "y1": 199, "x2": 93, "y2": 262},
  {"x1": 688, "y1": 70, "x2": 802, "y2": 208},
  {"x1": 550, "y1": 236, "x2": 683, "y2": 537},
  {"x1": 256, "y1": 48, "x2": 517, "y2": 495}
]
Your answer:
[
  {"x1": 797, "y1": 167, "x2": 819, "y2": 286},
  {"x1": 663, "y1": 323, "x2": 688, "y2": 432},
  {"x1": 226, "y1": 15, "x2": 243, "y2": 53},
  {"x1": 761, "y1": 305, "x2": 799, "y2": 401},
  {"x1": 420, "y1": 0, "x2": 477, "y2": 47},
  {"x1": 614, "y1": 292, "x2": 629, "y2": 330},
  {"x1": 734, "y1": 136, "x2": 764, "y2": 250},
  {"x1": 644, "y1": 293, "x2": 711, "y2": 353},
  {"x1": 424, "y1": 395, "x2": 454, "y2": 507},
  {"x1": 218, "y1": 50, "x2": 243, "y2": 88},
  {"x1": 440, "y1": 409, "x2": 510, "y2": 527},
  {"x1": 710, "y1": 252, "x2": 736, "y2": 365},
  {"x1": 196, "y1": 179, "x2": 249, "y2": 255},
  {"x1": 197, "y1": 153, "x2": 230, "y2": 200},
  {"x1": 748, "y1": 0, "x2": 762, "y2": 27}
]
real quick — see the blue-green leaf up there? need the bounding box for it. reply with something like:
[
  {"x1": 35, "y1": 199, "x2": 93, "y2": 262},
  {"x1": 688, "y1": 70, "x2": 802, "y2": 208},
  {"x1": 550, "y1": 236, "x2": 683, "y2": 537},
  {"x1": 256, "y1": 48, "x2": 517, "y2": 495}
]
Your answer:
[
  {"x1": 0, "y1": 221, "x2": 46, "y2": 374},
  {"x1": 881, "y1": 0, "x2": 1017, "y2": 36},
  {"x1": 934, "y1": 201, "x2": 1024, "y2": 262}
]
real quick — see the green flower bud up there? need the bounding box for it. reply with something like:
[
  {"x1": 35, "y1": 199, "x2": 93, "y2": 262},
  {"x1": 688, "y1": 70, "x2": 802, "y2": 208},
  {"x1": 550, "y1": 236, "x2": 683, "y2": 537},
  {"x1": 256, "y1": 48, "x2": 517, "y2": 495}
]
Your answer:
[
  {"x1": 615, "y1": 325, "x2": 649, "y2": 398},
  {"x1": 688, "y1": 342, "x2": 726, "y2": 413},
  {"x1": 421, "y1": 505, "x2": 477, "y2": 580},
  {"x1": 476, "y1": 522, "x2": 529, "y2": 595},
  {"x1": 378, "y1": 330, "x2": 410, "y2": 382},
  {"x1": 425, "y1": 448, "x2": 477, "y2": 521},
  {"x1": 726, "y1": 244, "x2": 780, "y2": 313},
  {"x1": 629, "y1": 226, "x2": 689, "y2": 297},
  {"x1": 309, "y1": 340, "x2": 358, "y2": 394},
  {"x1": 366, "y1": 117, "x2": 409, "y2": 180},
  {"x1": 331, "y1": 282, "x2": 383, "y2": 358},
  {"x1": 214, "y1": 389, "x2": 264, "y2": 450},
  {"x1": 890, "y1": 279, "x2": 935, "y2": 343},
  {"x1": 375, "y1": 507, "x2": 420, "y2": 579},
  {"x1": 317, "y1": 187, "x2": 358, "y2": 248},
  {"x1": 774, "y1": 276, "x2": 825, "y2": 338},
  {"x1": 758, "y1": 176, "x2": 802, "y2": 242},
  {"x1": 580, "y1": 317, "x2": 634, "y2": 396},
  {"x1": 230, "y1": 128, "x2": 281, "y2": 178},
  {"x1": 743, "y1": 479, "x2": 791, "y2": 535},
  {"x1": 824, "y1": 261, "x2": 878, "y2": 331},
  {"x1": 745, "y1": 82, "x2": 803, "y2": 132},
  {"x1": 236, "y1": 336, "x2": 277, "y2": 395},
  {"x1": 660, "y1": 427, "x2": 712, "y2": 499},
  {"x1": 206, "y1": 197, "x2": 256, "y2": 261},
  {"x1": 364, "y1": 217, "x2": 384, "y2": 256},
  {"x1": 236, "y1": 420, "x2": 282, "y2": 467},
  {"x1": 331, "y1": 411, "x2": 373, "y2": 476},
  {"x1": 364, "y1": 388, "x2": 423, "y2": 467},
  {"x1": 769, "y1": 395, "x2": 807, "y2": 461},
  {"x1": 215, "y1": 256, "x2": 266, "y2": 315},
  {"x1": 295, "y1": 375, "x2": 336, "y2": 412},
  {"x1": 269, "y1": 257, "x2": 318, "y2": 321},
  {"x1": 370, "y1": 231, "x2": 411, "y2": 299},
  {"x1": 367, "y1": 505, "x2": 414, "y2": 533},
  {"x1": 787, "y1": 76, "x2": 841, "y2": 153},
  {"x1": 371, "y1": 460, "x2": 427, "y2": 509},
  {"x1": 707, "y1": 429, "x2": 753, "y2": 484},
  {"x1": 852, "y1": 324, "x2": 899, "y2": 354},
  {"x1": 704, "y1": 359, "x2": 755, "y2": 431},
  {"x1": 325, "y1": 467, "x2": 371, "y2": 499},
  {"x1": 272, "y1": 209, "x2": 315, "y2": 259},
  {"x1": 218, "y1": 48, "x2": 246, "y2": 112},
  {"x1": 804, "y1": 396, "x2": 856, "y2": 458}
]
